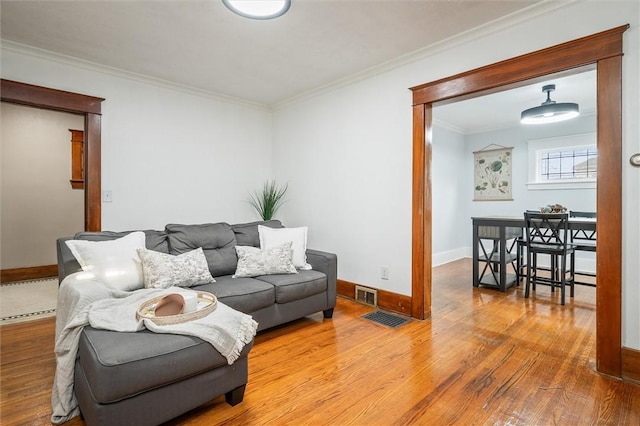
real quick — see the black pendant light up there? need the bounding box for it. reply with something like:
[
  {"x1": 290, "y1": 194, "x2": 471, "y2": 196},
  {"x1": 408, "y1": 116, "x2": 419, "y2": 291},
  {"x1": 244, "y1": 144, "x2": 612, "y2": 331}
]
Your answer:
[{"x1": 521, "y1": 84, "x2": 579, "y2": 124}]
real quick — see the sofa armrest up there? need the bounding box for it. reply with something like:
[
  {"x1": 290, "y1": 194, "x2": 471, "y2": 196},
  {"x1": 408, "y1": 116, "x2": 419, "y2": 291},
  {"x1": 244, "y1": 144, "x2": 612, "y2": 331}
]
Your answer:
[
  {"x1": 57, "y1": 237, "x2": 83, "y2": 284},
  {"x1": 306, "y1": 249, "x2": 337, "y2": 308},
  {"x1": 55, "y1": 272, "x2": 116, "y2": 341}
]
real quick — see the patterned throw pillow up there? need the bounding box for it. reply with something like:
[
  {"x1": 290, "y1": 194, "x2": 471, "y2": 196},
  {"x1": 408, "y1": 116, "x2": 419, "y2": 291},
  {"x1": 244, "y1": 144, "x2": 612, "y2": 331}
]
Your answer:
[
  {"x1": 137, "y1": 247, "x2": 216, "y2": 289},
  {"x1": 233, "y1": 242, "x2": 298, "y2": 278}
]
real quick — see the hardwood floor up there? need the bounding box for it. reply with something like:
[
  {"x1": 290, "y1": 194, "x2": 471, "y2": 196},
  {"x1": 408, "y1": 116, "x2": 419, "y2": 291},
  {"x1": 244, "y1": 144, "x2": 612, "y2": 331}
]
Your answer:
[{"x1": 1, "y1": 258, "x2": 638, "y2": 425}]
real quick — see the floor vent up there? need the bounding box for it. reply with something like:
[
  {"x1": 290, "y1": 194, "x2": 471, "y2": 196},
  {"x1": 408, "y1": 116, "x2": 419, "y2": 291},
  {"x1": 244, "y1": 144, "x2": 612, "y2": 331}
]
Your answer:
[
  {"x1": 355, "y1": 285, "x2": 377, "y2": 306},
  {"x1": 362, "y1": 311, "x2": 410, "y2": 328}
]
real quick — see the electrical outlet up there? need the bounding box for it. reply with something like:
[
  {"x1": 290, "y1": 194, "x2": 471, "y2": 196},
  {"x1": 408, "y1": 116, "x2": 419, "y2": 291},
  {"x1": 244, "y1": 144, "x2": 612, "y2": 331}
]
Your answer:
[
  {"x1": 381, "y1": 266, "x2": 390, "y2": 280},
  {"x1": 102, "y1": 190, "x2": 113, "y2": 203}
]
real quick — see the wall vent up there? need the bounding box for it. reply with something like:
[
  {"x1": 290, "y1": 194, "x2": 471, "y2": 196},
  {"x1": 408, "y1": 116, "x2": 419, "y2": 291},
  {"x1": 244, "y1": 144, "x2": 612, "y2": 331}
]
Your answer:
[{"x1": 355, "y1": 285, "x2": 377, "y2": 306}]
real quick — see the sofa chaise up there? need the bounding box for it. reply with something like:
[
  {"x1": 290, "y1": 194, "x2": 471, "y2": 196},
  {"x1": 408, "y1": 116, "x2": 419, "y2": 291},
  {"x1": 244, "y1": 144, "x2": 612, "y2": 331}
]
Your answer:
[{"x1": 55, "y1": 219, "x2": 337, "y2": 426}]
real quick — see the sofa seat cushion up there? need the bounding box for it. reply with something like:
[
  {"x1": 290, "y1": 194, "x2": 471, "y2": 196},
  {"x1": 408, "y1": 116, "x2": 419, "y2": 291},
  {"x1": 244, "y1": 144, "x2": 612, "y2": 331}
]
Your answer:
[
  {"x1": 255, "y1": 270, "x2": 327, "y2": 304},
  {"x1": 195, "y1": 276, "x2": 275, "y2": 314},
  {"x1": 78, "y1": 327, "x2": 253, "y2": 404}
]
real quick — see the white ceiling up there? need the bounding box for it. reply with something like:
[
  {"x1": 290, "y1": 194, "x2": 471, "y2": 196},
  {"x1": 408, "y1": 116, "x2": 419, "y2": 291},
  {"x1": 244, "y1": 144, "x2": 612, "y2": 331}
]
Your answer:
[
  {"x1": 0, "y1": 0, "x2": 594, "y2": 132},
  {"x1": 1, "y1": 0, "x2": 541, "y2": 107},
  {"x1": 435, "y1": 68, "x2": 597, "y2": 134}
]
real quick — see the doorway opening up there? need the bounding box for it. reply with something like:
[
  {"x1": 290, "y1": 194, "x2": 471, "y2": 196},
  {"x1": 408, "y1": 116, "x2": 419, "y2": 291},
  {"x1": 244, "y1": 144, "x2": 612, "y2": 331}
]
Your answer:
[
  {"x1": 0, "y1": 104, "x2": 85, "y2": 282},
  {"x1": 409, "y1": 25, "x2": 627, "y2": 377},
  {"x1": 0, "y1": 79, "x2": 104, "y2": 282}
]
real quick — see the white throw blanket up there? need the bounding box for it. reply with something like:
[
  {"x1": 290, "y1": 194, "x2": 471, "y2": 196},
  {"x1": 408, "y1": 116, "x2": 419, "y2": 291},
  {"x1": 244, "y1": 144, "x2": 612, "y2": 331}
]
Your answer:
[{"x1": 51, "y1": 273, "x2": 258, "y2": 424}]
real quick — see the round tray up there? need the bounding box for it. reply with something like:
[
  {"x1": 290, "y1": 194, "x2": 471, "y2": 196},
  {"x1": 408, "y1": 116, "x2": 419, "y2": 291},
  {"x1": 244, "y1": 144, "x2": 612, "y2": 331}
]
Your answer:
[{"x1": 136, "y1": 291, "x2": 217, "y2": 325}]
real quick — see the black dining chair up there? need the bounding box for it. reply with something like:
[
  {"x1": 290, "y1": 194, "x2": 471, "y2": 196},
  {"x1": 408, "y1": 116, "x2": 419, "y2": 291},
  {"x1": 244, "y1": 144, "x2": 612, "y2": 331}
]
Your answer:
[
  {"x1": 569, "y1": 211, "x2": 596, "y2": 218},
  {"x1": 569, "y1": 211, "x2": 596, "y2": 286},
  {"x1": 524, "y1": 212, "x2": 576, "y2": 305},
  {"x1": 516, "y1": 210, "x2": 540, "y2": 285},
  {"x1": 569, "y1": 211, "x2": 597, "y2": 251}
]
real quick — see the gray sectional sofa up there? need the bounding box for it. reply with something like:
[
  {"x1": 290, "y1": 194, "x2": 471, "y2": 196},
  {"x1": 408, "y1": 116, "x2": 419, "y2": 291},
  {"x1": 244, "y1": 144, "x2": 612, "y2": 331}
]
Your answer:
[{"x1": 56, "y1": 219, "x2": 337, "y2": 426}]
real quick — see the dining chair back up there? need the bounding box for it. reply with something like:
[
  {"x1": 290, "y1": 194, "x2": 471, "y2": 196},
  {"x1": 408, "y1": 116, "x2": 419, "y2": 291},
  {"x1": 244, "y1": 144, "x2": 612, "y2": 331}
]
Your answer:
[
  {"x1": 515, "y1": 210, "x2": 541, "y2": 284},
  {"x1": 569, "y1": 211, "x2": 596, "y2": 218},
  {"x1": 523, "y1": 212, "x2": 576, "y2": 305},
  {"x1": 569, "y1": 211, "x2": 597, "y2": 252}
]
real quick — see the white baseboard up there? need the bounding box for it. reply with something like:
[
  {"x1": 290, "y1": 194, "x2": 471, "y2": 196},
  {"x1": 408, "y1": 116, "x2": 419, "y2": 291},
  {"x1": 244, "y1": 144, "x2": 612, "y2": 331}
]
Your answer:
[{"x1": 433, "y1": 247, "x2": 470, "y2": 267}]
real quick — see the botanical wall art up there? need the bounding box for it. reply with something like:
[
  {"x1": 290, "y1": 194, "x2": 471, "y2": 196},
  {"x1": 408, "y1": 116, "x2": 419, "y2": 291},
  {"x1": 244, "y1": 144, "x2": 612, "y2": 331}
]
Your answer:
[{"x1": 473, "y1": 146, "x2": 513, "y2": 201}]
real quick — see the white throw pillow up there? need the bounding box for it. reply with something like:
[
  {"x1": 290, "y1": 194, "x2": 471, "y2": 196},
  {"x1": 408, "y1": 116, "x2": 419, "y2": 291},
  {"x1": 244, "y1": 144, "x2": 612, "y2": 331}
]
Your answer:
[
  {"x1": 65, "y1": 231, "x2": 146, "y2": 291},
  {"x1": 137, "y1": 247, "x2": 216, "y2": 289},
  {"x1": 258, "y1": 225, "x2": 311, "y2": 270},
  {"x1": 233, "y1": 242, "x2": 298, "y2": 278}
]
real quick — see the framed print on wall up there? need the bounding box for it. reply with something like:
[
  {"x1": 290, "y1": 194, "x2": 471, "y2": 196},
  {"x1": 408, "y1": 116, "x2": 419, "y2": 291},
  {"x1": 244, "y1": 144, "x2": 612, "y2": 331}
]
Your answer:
[{"x1": 473, "y1": 146, "x2": 513, "y2": 201}]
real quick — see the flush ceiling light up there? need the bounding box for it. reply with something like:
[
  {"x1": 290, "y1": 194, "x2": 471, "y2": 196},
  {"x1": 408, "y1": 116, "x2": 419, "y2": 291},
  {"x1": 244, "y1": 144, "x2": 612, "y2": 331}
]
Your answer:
[
  {"x1": 521, "y1": 84, "x2": 579, "y2": 125},
  {"x1": 222, "y1": 0, "x2": 291, "y2": 20}
]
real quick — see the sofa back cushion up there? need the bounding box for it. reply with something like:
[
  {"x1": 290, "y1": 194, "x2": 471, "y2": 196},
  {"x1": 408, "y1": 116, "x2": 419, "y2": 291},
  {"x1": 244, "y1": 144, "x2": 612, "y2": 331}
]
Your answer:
[
  {"x1": 57, "y1": 230, "x2": 169, "y2": 283},
  {"x1": 232, "y1": 220, "x2": 283, "y2": 247},
  {"x1": 165, "y1": 223, "x2": 237, "y2": 277},
  {"x1": 73, "y1": 230, "x2": 170, "y2": 253}
]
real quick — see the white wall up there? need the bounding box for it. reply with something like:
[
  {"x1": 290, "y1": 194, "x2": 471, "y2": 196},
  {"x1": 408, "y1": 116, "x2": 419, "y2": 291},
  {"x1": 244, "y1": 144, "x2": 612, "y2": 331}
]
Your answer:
[
  {"x1": 0, "y1": 48, "x2": 274, "y2": 231},
  {"x1": 273, "y1": 2, "x2": 640, "y2": 348},
  {"x1": 1, "y1": 1, "x2": 637, "y2": 348},
  {"x1": 1, "y1": 103, "x2": 84, "y2": 268},
  {"x1": 432, "y1": 125, "x2": 467, "y2": 266},
  {"x1": 272, "y1": 75, "x2": 413, "y2": 291},
  {"x1": 430, "y1": 114, "x2": 598, "y2": 271},
  {"x1": 454, "y1": 114, "x2": 598, "y2": 272},
  {"x1": 426, "y1": 115, "x2": 599, "y2": 276},
  {"x1": 463, "y1": 114, "x2": 597, "y2": 220}
]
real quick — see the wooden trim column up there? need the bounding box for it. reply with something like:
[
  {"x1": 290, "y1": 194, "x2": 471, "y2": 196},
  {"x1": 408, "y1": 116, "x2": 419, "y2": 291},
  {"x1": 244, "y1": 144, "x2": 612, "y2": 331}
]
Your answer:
[
  {"x1": 595, "y1": 54, "x2": 623, "y2": 376},
  {"x1": 412, "y1": 103, "x2": 432, "y2": 320},
  {"x1": 85, "y1": 113, "x2": 102, "y2": 231}
]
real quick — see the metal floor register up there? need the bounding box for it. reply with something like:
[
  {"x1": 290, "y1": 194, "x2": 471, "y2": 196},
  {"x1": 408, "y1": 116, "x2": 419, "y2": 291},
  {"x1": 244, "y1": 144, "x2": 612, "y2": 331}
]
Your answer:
[{"x1": 362, "y1": 311, "x2": 410, "y2": 328}]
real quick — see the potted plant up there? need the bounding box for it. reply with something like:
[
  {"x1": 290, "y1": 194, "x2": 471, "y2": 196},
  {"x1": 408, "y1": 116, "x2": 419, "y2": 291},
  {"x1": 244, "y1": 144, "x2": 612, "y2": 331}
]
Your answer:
[{"x1": 249, "y1": 180, "x2": 288, "y2": 220}]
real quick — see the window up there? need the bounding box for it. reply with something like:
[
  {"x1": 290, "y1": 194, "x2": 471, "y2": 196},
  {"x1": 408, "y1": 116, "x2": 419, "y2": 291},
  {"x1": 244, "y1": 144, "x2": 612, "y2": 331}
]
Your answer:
[
  {"x1": 527, "y1": 133, "x2": 596, "y2": 190},
  {"x1": 540, "y1": 147, "x2": 597, "y2": 180}
]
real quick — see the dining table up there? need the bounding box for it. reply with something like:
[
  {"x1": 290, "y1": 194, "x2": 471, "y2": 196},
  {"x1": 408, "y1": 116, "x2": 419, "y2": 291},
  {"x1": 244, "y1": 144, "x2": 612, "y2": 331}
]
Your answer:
[{"x1": 471, "y1": 215, "x2": 597, "y2": 292}]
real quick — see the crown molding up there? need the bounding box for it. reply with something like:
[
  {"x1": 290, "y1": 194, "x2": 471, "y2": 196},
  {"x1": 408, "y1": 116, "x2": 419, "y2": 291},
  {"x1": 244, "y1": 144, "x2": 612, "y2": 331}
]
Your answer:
[
  {"x1": 273, "y1": 0, "x2": 577, "y2": 110},
  {"x1": 435, "y1": 109, "x2": 596, "y2": 136},
  {"x1": 432, "y1": 118, "x2": 467, "y2": 135},
  {"x1": 0, "y1": 40, "x2": 270, "y2": 112},
  {"x1": 1, "y1": 0, "x2": 576, "y2": 112}
]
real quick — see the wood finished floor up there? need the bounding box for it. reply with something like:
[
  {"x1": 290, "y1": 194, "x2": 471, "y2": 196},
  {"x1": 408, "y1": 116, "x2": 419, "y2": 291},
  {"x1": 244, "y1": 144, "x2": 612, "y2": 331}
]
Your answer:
[{"x1": 1, "y1": 258, "x2": 639, "y2": 425}]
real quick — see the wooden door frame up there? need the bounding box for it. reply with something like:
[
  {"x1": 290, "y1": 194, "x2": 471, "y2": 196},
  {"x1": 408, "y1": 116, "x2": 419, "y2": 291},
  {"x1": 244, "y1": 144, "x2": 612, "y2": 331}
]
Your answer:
[
  {"x1": 1, "y1": 79, "x2": 104, "y2": 231},
  {"x1": 410, "y1": 25, "x2": 628, "y2": 377}
]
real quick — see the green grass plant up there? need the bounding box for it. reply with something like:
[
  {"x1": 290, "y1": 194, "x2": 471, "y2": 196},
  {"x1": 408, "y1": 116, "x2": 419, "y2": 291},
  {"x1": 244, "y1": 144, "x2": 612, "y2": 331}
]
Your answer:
[{"x1": 249, "y1": 180, "x2": 288, "y2": 220}]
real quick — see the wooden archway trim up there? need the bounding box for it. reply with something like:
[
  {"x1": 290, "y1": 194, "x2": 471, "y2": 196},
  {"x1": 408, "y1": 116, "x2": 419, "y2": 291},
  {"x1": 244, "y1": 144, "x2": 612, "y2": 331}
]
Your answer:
[
  {"x1": 410, "y1": 25, "x2": 628, "y2": 377},
  {"x1": 1, "y1": 79, "x2": 104, "y2": 231}
]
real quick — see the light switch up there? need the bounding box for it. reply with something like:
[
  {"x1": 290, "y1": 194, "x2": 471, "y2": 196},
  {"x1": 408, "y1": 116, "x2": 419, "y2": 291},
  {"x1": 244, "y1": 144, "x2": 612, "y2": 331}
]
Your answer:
[{"x1": 102, "y1": 190, "x2": 113, "y2": 203}]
